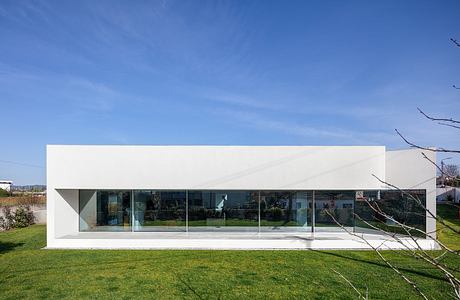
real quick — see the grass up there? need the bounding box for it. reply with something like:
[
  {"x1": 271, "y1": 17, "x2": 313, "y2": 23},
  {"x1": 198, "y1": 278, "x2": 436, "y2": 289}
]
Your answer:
[
  {"x1": 1, "y1": 207, "x2": 459, "y2": 299},
  {"x1": 437, "y1": 203, "x2": 460, "y2": 250}
]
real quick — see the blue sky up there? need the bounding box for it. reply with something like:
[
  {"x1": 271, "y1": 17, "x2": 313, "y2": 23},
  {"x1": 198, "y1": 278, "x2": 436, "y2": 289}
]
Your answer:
[{"x1": 1, "y1": 0, "x2": 459, "y2": 185}]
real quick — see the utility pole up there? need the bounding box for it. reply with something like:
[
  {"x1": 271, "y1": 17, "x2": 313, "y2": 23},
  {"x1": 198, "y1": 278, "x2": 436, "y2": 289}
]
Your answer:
[{"x1": 441, "y1": 157, "x2": 452, "y2": 187}]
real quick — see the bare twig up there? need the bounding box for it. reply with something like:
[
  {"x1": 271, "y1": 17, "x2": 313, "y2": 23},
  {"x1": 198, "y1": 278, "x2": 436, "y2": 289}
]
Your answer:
[
  {"x1": 451, "y1": 38, "x2": 460, "y2": 47},
  {"x1": 417, "y1": 107, "x2": 460, "y2": 124},
  {"x1": 453, "y1": 85, "x2": 460, "y2": 89},
  {"x1": 395, "y1": 129, "x2": 460, "y2": 153},
  {"x1": 356, "y1": 209, "x2": 460, "y2": 298},
  {"x1": 372, "y1": 174, "x2": 460, "y2": 235},
  {"x1": 421, "y1": 152, "x2": 460, "y2": 183},
  {"x1": 361, "y1": 199, "x2": 460, "y2": 270},
  {"x1": 324, "y1": 210, "x2": 429, "y2": 300},
  {"x1": 438, "y1": 122, "x2": 460, "y2": 130}
]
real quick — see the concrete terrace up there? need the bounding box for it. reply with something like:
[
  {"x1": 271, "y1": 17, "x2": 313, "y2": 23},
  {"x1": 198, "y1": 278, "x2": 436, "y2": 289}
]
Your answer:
[{"x1": 51, "y1": 229, "x2": 439, "y2": 250}]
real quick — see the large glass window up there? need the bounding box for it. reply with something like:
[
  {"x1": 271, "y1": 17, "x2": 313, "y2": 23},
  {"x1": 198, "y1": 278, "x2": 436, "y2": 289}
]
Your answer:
[
  {"x1": 355, "y1": 190, "x2": 426, "y2": 236},
  {"x1": 77, "y1": 189, "x2": 427, "y2": 236},
  {"x1": 314, "y1": 191, "x2": 355, "y2": 228},
  {"x1": 188, "y1": 191, "x2": 259, "y2": 231},
  {"x1": 133, "y1": 190, "x2": 186, "y2": 232},
  {"x1": 79, "y1": 190, "x2": 132, "y2": 232},
  {"x1": 260, "y1": 191, "x2": 311, "y2": 231}
]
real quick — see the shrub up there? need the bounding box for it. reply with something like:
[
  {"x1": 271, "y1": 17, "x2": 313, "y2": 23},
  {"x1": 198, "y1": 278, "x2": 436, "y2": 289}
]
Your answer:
[
  {"x1": 14, "y1": 205, "x2": 35, "y2": 228},
  {"x1": 0, "y1": 205, "x2": 35, "y2": 230},
  {"x1": 0, "y1": 206, "x2": 14, "y2": 230},
  {"x1": 0, "y1": 189, "x2": 10, "y2": 198}
]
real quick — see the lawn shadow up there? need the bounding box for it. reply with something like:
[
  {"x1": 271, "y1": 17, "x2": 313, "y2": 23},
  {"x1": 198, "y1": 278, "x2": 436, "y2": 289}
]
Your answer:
[
  {"x1": 0, "y1": 241, "x2": 25, "y2": 254},
  {"x1": 312, "y1": 250, "x2": 446, "y2": 282}
]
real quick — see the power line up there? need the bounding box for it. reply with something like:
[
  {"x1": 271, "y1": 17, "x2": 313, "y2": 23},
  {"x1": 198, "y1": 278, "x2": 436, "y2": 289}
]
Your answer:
[{"x1": 0, "y1": 159, "x2": 45, "y2": 169}]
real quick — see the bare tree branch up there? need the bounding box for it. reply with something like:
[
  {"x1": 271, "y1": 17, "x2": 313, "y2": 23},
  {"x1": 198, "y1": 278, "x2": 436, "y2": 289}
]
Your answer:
[
  {"x1": 453, "y1": 85, "x2": 460, "y2": 89},
  {"x1": 338, "y1": 198, "x2": 460, "y2": 298},
  {"x1": 360, "y1": 201, "x2": 459, "y2": 257},
  {"x1": 421, "y1": 152, "x2": 460, "y2": 183},
  {"x1": 438, "y1": 122, "x2": 460, "y2": 130},
  {"x1": 417, "y1": 107, "x2": 460, "y2": 125},
  {"x1": 372, "y1": 174, "x2": 460, "y2": 235},
  {"x1": 451, "y1": 38, "x2": 460, "y2": 47},
  {"x1": 324, "y1": 210, "x2": 429, "y2": 300},
  {"x1": 395, "y1": 129, "x2": 460, "y2": 153}
]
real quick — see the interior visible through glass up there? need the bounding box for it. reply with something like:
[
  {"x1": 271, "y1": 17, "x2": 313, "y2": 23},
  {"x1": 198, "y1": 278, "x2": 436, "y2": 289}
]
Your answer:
[
  {"x1": 78, "y1": 189, "x2": 427, "y2": 235},
  {"x1": 133, "y1": 190, "x2": 186, "y2": 232},
  {"x1": 259, "y1": 191, "x2": 311, "y2": 231},
  {"x1": 188, "y1": 191, "x2": 259, "y2": 231},
  {"x1": 79, "y1": 190, "x2": 132, "y2": 232}
]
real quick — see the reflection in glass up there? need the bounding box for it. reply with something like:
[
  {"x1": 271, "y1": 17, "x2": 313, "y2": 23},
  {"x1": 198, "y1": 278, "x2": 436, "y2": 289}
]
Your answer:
[
  {"x1": 188, "y1": 191, "x2": 258, "y2": 231},
  {"x1": 355, "y1": 190, "x2": 426, "y2": 236},
  {"x1": 77, "y1": 189, "x2": 428, "y2": 236},
  {"x1": 79, "y1": 190, "x2": 132, "y2": 232},
  {"x1": 133, "y1": 191, "x2": 186, "y2": 231},
  {"x1": 260, "y1": 191, "x2": 311, "y2": 231},
  {"x1": 314, "y1": 191, "x2": 354, "y2": 228}
]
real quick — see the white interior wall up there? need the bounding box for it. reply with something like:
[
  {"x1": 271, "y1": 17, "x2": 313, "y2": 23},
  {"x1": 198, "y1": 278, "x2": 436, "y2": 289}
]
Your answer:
[{"x1": 47, "y1": 189, "x2": 79, "y2": 246}]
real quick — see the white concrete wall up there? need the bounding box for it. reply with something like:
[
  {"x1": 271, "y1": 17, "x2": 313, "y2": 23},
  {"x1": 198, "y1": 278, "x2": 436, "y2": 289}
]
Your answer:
[
  {"x1": 385, "y1": 149, "x2": 437, "y2": 238},
  {"x1": 47, "y1": 145, "x2": 385, "y2": 190}
]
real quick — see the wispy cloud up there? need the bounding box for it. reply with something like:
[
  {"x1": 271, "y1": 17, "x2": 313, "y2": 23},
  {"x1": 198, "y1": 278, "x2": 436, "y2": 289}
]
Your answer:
[
  {"x1": 208, "y1": 107, "x2": 397, "y2": 145},
  {"x1": 199, "y1": 88, "x2": 383, "y2": 119},
  {"x1": 0, "y1": 67, "x2": 125, "y2": 114}
]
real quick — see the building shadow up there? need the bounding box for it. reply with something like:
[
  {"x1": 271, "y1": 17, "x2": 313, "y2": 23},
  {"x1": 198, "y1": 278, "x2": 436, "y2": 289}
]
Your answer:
[
  {"x1": 311, "y1": 250, "x2": 446, "y2": 282},
  {"x1": 0, "y1": 241, "x2": 25, "y2": 254}
]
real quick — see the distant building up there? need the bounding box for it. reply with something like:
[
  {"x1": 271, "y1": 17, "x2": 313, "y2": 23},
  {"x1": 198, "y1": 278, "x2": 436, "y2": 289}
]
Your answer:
[
  {"x1": 0, "y1": 180, "x2": 13, "y2": 192},
  {"x1": 437, "y1": 186, "x2": 460, "y2": 203}
]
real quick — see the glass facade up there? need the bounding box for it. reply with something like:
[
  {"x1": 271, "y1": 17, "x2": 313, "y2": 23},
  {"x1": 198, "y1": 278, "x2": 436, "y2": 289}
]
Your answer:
[{"x1": 78, "y1": 189, "x2": 427, "y2": 235}]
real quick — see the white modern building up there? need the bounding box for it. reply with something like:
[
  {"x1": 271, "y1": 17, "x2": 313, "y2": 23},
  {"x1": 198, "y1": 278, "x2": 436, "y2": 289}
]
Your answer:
[
  {"x1": 0, "y1": 180, "x2": 13, "y2": 192},
  {"x1": 46, "y1": 145, "x2": 437, "y2": 250}
]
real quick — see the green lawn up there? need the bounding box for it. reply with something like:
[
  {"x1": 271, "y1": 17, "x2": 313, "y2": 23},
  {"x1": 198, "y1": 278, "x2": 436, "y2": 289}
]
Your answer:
[
  {"x1": 1, "y1": 206, "x2": 459, "y2": 299},
  {"x1": 437, "y1": 203, "x2": 460, "y2": 250}
]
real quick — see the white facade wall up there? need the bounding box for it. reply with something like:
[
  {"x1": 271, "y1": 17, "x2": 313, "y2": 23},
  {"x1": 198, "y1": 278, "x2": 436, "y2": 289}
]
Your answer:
[
  {"x1": 46, "y1": 145, "x2": 436, "y2": 248},
  {"x1": 47, "y1": 145, "x2": 385, "y2": 190}
]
